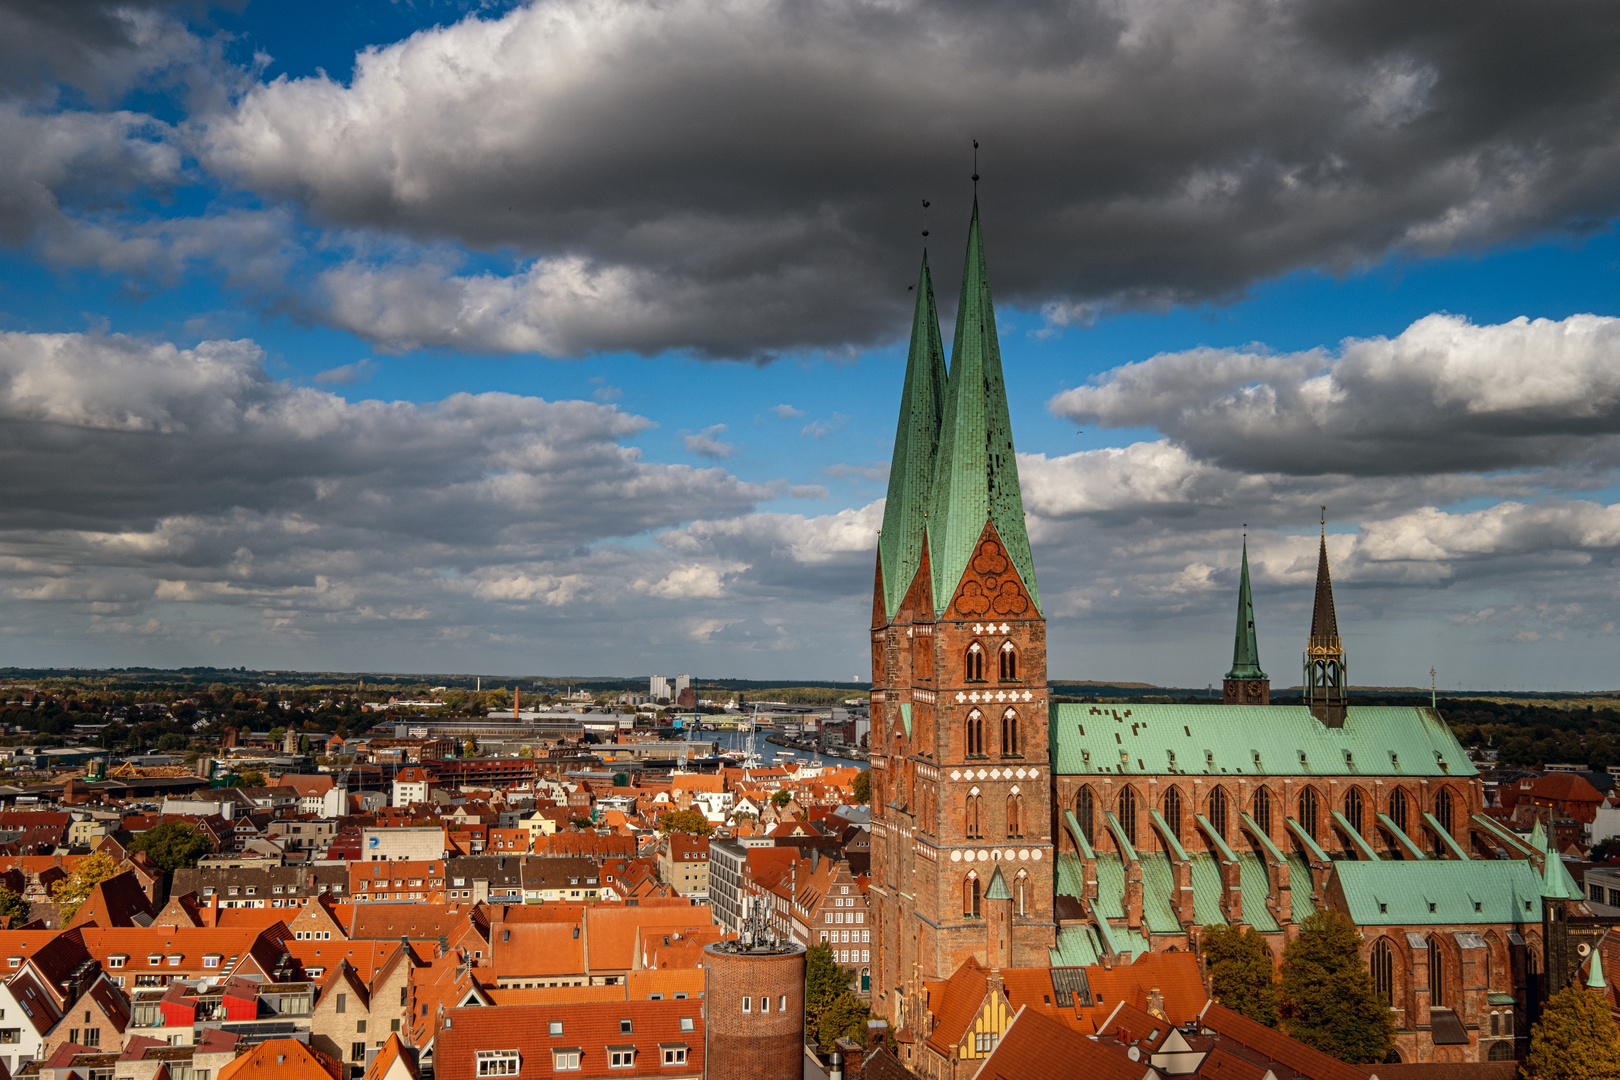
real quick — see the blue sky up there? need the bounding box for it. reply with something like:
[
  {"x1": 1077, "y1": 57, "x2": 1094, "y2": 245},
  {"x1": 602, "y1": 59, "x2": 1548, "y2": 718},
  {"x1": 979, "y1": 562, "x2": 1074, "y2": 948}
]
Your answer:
[{"x1": 2, "y1": 0, "x2": 1620, "y2": 686}]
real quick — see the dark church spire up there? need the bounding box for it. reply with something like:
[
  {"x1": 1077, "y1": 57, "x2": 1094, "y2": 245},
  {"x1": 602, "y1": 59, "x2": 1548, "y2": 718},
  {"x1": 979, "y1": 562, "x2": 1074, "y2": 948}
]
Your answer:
[
  {"x1": 1304, "y1": 509, "x2": 1348, "y2": 725},
  {"x1": 1222, "y1": 533, "x2": 1269, "y2": 704}
]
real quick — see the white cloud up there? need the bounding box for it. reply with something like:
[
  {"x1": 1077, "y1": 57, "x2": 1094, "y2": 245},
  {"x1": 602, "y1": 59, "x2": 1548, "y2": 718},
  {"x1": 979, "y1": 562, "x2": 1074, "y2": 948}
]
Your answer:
[
  {"x1": 684, "y1": 424, "x2": 735, "y2": 460},
  {"x1": 771, "y1": 404, "x2": 804, "y2": 419},
  {"x1": 801, "y1": 414, "x2": 847, "y2": 440}
]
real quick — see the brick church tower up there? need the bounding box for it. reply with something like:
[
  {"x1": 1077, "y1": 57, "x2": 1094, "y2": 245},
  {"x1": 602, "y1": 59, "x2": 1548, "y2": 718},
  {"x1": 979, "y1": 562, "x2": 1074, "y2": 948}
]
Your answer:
[{"x1": 869, "y1": 202, "x2": 1055, "y2": 1037}]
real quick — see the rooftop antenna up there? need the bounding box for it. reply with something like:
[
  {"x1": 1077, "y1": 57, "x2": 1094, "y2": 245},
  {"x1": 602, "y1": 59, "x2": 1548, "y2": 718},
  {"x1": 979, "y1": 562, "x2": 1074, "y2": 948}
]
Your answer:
[
  {"x1": 1431, "y1": 667, "x2": 1438, "y2": 710},
  {"x1": 972, "y1": 139, "x2": 980, "y2": 195}
]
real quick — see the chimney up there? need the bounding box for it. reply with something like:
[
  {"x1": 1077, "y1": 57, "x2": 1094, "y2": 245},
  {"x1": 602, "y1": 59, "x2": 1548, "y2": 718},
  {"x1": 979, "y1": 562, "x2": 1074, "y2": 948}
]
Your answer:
[
  {"x1": 1146, "y1": 986, "x2": 1166, "y2": 1020},
  {"x1": 203, "y1": 891, "x2": 219, "y2": 928},
  {"x1": 828, "y1": 1050, "x2": 844, "y2": 1080}
]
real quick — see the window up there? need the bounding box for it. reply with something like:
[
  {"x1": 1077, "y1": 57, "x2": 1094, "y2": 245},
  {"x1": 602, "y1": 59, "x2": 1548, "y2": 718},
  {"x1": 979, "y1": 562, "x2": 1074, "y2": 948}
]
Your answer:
[
  {"x1": 84, "y1": 1029, "x2": 100, "y2": 1048},
  {"x1": 336, "y1": 994, "x2": 346, "y2": 1014},
  {"x1": 999, "y1": 643, "x2": 1017, "y2": 681},
  {"x1": 1489, "y1": 1042, "x2": 1515, "y2": 1061},
  {"x1": 966, "y1": 795, "x2": 983, "y2": 839},
  {"x1": 1344, "y1": 789, "x2": 1364, "y2": 836},
  {"x1": 1435, "y1": 787, "x2": 1455, "y2": 835},
  {"x1": 742, "y1": 997, "x2": 751, "y2": 1013},
  {"x1": 760, "y1": 996, "x2": 770, "y2": 1013},
  {"x1": 966, "y1": 642, "x2": 985, "y2": 682},
  {"x1": 663, "y1": 1048, "x2": 688, "y2": 1065},
  {"x1": 1490, "y1": 1012, "x2": 1500, "y2": 1036},
  {"x1": 1372, "y1": 938, "x2": 1393, "y2": 1004},
  {"x1": 1298, "y1": 788, "x2": 1319, "y2": 839},
  {"x1": 966, "y1": 709, "x2": 984, "y2": 756},
  {"x1": 963, "y1": 875, "x2": 980, "y2": 918},
  {"x1": 109, "y1": 956, "x2": 126, "y2": 969},
  {"x1": 549, "y1": 1021, "x2": 564, "y2": 1036},
  {"x1": 351, "y1": 1044, "x2": 365, "y2": 1062},
  {"x1": 1390, "y1": 788, "x2": 1409, "y2": 834},
  {"x1": 974, "y1": 1032, "x2": 997, "y2": 1053},
  {"x1": 1162, "y1": 787, "x2": 1182, "y2": 840},
  {"x1": 391, "y1": 1020, "x2": 401, "y2": 1033},
  {"x1": 1076, "y1": 787, "x2": 1094, "y2": 844},
  {"x1": 620, "y1": 1019, "x2": 633, "y2": 1034},
  {"x1": 1000, "y1": 709, "x2": 1019, "y2": 756},
  {"x1": 1428, "y1": 937, "x2": 1446, "y2": 1007},
  {"x1": 1006, "y1": 794, "x2": 1024, "y2": 839},
  {"x1": 1208, "y1": 787, "x2": 1227, "y2": 839},
  {"x1": 1118, "y1": 787, "x2": 1138, "y2": 846},
  {"x1": 1252, "y1": 788, "x2": 1272, "y2": 834},
  {"x1": 610, "y1": 1049, "x2": 635, "y2": 1067},
  {"x1": 203, "y1": 955, "x2": 220, "y2": 969},
  {"x1": 477, "y1": 1052, "x2": 523, "y2": 1077},
  {"x1": 778, "y1": 996, "x2": 786, "y2": 1012}
]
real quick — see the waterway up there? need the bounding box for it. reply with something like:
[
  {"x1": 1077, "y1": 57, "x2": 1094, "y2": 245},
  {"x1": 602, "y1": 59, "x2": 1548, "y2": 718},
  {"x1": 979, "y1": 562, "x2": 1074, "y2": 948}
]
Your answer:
[{"x1": 683, "y1": 727, "x2": 866, "y2": 769}]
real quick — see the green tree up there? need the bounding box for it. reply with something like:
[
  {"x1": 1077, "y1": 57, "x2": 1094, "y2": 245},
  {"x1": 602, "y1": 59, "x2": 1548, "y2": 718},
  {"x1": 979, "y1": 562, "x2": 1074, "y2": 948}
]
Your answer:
[
  {"x1": 156, "y1": 733, "x2": 188, "y2": 751},
  {"x1": 816, "y1": 991, "x2": 871, "y2": 1051},
  {"x1": 772, "y1": 789, "x2": 792, "y2": 808},
  {"x1": 657, "y1": 809, "x2": 713, "y2": 836},
  {"x1": 0, "y1": 888, "x2": 29, "y2": 927},
  {"x1": 126, "y1": 821, "x2": 213, "y2": 873},
  {"x1": 804, "y1": 942, "x2": 851, "y2": 1040},
  {"x1": 1526, "y1": 983, "x2": 1620, "y2": 1080},
  {"x1": 225, "y1": 769, "x2": 266, "y2": 788},
  {"x1": 853, "y1": 769, "x2": 871, "y2": 804},
  {"x1": 267, "y1": 726, "x2": 287, "y2": 745},
  {"x1": 1279, "y1": 910, "x2": 1395, "y2": 1064},
  {"x1": 1201, "y1": 924, "x2": 1279, "y2": 1026},
  {"x1": 51, "y1": 851, "x2": 120, "y2": 923}
]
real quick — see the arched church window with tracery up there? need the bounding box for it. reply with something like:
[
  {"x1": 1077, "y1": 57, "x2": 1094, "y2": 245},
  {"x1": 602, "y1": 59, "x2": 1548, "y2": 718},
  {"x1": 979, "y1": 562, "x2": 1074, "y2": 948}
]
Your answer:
[
  {"x1": 966, "y1": 793, "x2": 983, "y2": 839},
  {"x1": 999, "y1": 642, "x2": 1018, "y2": 680},
  {"x1": 1252, "y1": 788, "x2": 1272, "y2": 834},
  {"x1": 1372, "y1": 937, "x2": 1394, "y2": 1004},
  {"x1": 966, "y1": 709, "x2": 984, "y2": 756},
  {"x1": 963, "y1": 874, "x2": 980, "y2": 918},
  {"x1": 1390, "y1": 788, "x2": 1409, "y2": 834},
  {"x1": 1344, "y1": 788, "x2": 1364, "y2": 837},
  {"x1": 1076, "y1": 787, "x2": 1095, "y2": 845},
  {"x1": 1209, "y1": 787, "x2": 1228, "y2": 839},
  {"x1": 1015, "y1": 870, "x2": 1028, "y2": 917},
  {"x1": 1007, "y1": 793, "x2": 1024, "y2": 839},
  {"x1": 1435, "y1": 788, "x2": 1454, "y2": 834},
  {"x1": 1119, "y1": 787, "x2": 1139, "y2": 846},
  {"x1": 1001, "y1": 709, "x2": 1019, "y2": 756},
  {"x1": 1428, "y1": 937, "x2": 1446, "y2": 1007},
  {"x1": 1162, "y1": 788, "x2": 1182, "y2": 840},
  {"x1": 1298, "y1": 788, "x2": 1319, "y2": 839},
  {"x1": 965, "y1": 642, "x2": 986, "y2": 682}
]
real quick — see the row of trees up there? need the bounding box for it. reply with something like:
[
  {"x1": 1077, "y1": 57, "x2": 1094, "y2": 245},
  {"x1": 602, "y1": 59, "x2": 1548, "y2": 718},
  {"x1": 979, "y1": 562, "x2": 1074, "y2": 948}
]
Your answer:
[{"x1": 1206, "y1": 912, "x2": 1620, "y2": 1077}]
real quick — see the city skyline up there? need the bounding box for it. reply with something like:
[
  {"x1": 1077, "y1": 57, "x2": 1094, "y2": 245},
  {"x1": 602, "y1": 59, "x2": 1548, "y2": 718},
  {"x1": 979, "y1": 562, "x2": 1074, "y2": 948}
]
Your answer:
[{"x1": 2, "y1": 0, "x2": 1620, "y2": 687}]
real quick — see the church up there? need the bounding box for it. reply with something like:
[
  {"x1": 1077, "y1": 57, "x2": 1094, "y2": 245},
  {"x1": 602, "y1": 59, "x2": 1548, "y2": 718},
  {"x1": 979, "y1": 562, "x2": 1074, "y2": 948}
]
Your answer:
[{"x1": 867, "y1": 198, "x2": 1602, "y2": 1068}]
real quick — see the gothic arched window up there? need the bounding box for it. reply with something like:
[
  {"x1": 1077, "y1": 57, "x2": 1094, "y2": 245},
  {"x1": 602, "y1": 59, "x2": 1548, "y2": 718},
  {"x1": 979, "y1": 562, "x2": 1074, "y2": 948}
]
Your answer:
[
  {"x1": 999, "y1": 642, "x2": 1018, "y2": 681},
  {"x1": 1299, "y1": 788, "x2": 1319, "y2": 840},
  {"x1": 1435, "y1": 787, "x2": 1454, "y2": 834},
  {"x1": 966, "y1": 709, "x2": 984, "y2": 756},
  {"x1": 1390, "y1": 788, "x2": 1409, "y2": 834},
  {"x1": 966, "y1": 794, "x2": 983, "y2": 839},
  {"x1": 1372, "y1": 937, "x2": 1394, "y2": 1004},
  {"x1": 1252, "y1": 788, "x2": 1272, "y2": 834},
  {"x1": 1162, "y1": 788, "x2": 1182, "y2": 841},
  {"x1": 1007, "y1": 793, "x2": 1024, "y2": 839},
  {"x1": 1428, "y1": 937, "x2": 1446, "y2": 1007},
  {"x1": 1209, "y1": 787, "x2": 1228, "y2": 839},
  {"x1": 1344, "y1": 788, "x2": 1364, "y2": 837},
  {"x1": 1001, "y1": 709, "x2": 1019, "y2": 756},
  {"x1": 964, "y1": 875, "x2": 980, "y2": 918},
  {"x1": 1015, "y1": 870, "x2": 1028, "y2": 917},
  {"x1": 965, "y1": 642, "x2": 986, "y2": 682},
  {"x1": 1076, "y1": 787, "x2": 1095, "y2": 845},
  {"x1": 1119, "y1": 787, "x2": 1139, "y2": 846},
  {"x1": 1489, "y1": 1043, "x2": 1514, "y2": 1061}
]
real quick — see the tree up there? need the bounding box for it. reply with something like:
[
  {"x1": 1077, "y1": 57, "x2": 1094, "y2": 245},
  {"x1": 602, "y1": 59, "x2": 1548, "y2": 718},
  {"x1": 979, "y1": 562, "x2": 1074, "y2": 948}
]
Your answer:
[
  {"x1": 657, "y1": 809, "x2": 713, "y2": 836},
  {"x1": 0, "y1": 888, "x2": 29, "y2": 928},
  {"x1": 267, "y1": 726, "x2": 287, "y2": 745},
  {"x1": 156, "y1": 733, "x2": 187, "y2": 751},
  {"x1": 1526, "y1": 983, "x2": 1620, "y2": 1080},
  {"x1": 51, "y1": 851, "x2": 120, "y2": 923},
  {"x1": 804, "y1": 942, "x2": 851, "y2": 1040},
  {"x1": 772, "y1": 789, "x2": 792, "y2": 808},
  {"x1": 127, "y1": 821, "x2": 213, "y2": 873},
  {"x1": 853, "y1": 769, "x2": 871, "y2": 805},
  {"x1": 518, "y1": 745, "x2": 535, "y2": 758},
  {"x1": 816, "y1": 991, "x2": 872, "y2": 1051},
  {"x1": 225, "y1": 769, "x2": 266, "y2": 788},
  {"x1": 1279, "y1": 911, "x2": 1395, "y2": 1064},
  {"x1": 1201, "y1": 924, "x2": 1279, "y2": 1026}
]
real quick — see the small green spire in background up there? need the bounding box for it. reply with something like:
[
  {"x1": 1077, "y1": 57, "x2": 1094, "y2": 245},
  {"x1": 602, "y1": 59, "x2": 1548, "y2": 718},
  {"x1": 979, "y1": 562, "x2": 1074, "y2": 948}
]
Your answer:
[{"x1": 1225, "y1": 534, "x2": 1266, "y2": 681}]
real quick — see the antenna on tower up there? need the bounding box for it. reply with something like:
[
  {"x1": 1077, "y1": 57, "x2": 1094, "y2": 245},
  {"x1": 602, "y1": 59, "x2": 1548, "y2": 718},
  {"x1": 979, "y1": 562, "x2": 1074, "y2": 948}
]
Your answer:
[{"x1": 1430, "y1": 667, "x2": 1438, "y2": 710}]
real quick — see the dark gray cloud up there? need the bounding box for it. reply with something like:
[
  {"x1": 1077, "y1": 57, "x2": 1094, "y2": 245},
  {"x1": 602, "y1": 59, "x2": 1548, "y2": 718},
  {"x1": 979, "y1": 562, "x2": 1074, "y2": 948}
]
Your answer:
[{"x1": 193, "y1": 0, "x2": 1620, "y2": 358}]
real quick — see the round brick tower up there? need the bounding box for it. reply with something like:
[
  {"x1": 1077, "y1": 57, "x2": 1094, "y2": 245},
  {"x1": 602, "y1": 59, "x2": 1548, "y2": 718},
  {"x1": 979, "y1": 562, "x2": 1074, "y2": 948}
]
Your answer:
[{"x1": 703, "y1": 939, "x2": 805, "y2": 1080}]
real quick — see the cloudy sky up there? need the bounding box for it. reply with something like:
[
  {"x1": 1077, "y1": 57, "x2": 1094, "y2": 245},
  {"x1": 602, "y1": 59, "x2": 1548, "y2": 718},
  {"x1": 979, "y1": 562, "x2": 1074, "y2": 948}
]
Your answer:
[{"x1": 2, "y1": 0, "x2": 1620, "y2": 687}]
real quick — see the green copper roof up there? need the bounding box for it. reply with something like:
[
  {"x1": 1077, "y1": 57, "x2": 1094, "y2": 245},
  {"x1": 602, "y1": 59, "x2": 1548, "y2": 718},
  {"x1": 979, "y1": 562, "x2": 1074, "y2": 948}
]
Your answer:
[
  {"x1": 927, "y1": 202, "x2": 1040, "y2": 615},
  {"x1": 1542, "y1": 850, "x2": 1584, "y2": 901},
  {"x1": 877, "y1": 253, "x2": 947, "y2": 619},
  {"x1": 1052, "y1": 703, "x2": 1476, "y2": 778},
  {"x1": 984, "y1": 865, "x2": 1011, "y2": 900},
  {"x1": 1225, "y1": 539, "x2": 1266, "y2": 680},
  {"x1": 1334, "y1": 859, "x2": 1542, "y2": 925},
  {"x1": 1055, "y1": 850, "x2": 1314, "y2": 936},
  {"x1": 1529, "y1": 818, "x2": 1548, "y2": 853},
  {"x1": 1589, "y1": 949, "x2": 1607, "y2": 989}
]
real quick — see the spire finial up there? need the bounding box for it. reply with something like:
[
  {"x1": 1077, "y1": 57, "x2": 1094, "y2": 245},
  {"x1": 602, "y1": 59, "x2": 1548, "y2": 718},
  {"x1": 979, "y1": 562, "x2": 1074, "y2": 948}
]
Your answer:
[
  {"x1": 921, "y1": 198, "x2": 930, "y2": 242},
  {"x1": 1320, "y1": 505, "x2": 1326, "y2": 531},
  {"x1": 972, "y1": 139, "x2": 980, "y2": 191}
]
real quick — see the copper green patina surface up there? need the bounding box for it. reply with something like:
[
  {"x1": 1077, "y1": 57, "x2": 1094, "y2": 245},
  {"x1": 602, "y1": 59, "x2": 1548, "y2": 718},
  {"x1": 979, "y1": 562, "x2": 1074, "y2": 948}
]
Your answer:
[
  {"x1": 927, "y1": 202, "x2": 1041, "y2": 615},
  {"x1": 1225, "y1": 538, "x2": 1266, "y2": 680},
  {"x1": 1051, "y1": 703, "x2": 1476, "y2": 778},
  {"x1": 1333, "y1": 859, "x2": 1543, "y2": 925},
  {"x1": 877, "y1": 252, "x2": 947, "y2": 620}
]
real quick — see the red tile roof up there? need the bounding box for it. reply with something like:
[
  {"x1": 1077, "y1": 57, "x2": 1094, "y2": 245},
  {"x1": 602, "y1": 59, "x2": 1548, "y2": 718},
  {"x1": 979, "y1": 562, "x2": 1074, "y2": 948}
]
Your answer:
[
  {"x1": 975, "y1": 1006, "x2": 1152, "y2": 1080},
  {"x1": 1199, "y1": 1003, "x2": 1368, "y2": 1080},
  {"x1": 217, "y1": 1039, "x2": 343, "y2": 1080},
  {"x1": 436, "y1": 1000, "x2": 702, "y2": 1080}
]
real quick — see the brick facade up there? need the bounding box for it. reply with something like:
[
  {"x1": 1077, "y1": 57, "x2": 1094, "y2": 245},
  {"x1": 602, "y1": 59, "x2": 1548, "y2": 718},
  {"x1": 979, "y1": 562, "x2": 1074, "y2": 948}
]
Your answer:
[{"x1": 701, "y1": 944, "x2": 805, "y2": 1080}]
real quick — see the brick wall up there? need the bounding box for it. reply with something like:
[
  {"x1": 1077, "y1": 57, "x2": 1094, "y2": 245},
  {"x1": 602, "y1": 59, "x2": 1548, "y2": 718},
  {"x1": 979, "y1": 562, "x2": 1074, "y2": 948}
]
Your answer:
[{"x1": 702, "y1": 945, "x2": 805, "y2": 1080}]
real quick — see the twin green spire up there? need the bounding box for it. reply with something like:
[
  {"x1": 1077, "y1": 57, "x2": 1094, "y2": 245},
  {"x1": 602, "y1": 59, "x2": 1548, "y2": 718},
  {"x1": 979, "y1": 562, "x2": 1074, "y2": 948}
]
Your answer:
[
  {"x1": 1226, "y1": 538, "x2": 1266, "y2": 680},
  {"x1": 877, "y1": 202, "x2": 1041, "y2": 620}
]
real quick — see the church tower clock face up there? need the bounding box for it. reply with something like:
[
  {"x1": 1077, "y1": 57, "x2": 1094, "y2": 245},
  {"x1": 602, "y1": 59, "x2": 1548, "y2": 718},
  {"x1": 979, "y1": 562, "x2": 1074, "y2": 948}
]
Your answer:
[{"x1": 1247, "y1": 681, "x2": 1263, "y2": 696}]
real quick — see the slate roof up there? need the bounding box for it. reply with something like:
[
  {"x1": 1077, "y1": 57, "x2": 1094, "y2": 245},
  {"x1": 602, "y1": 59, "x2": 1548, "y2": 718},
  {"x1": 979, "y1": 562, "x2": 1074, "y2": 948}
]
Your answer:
[
  {"x1": 1053, "y1": 703, "x2": 1475, "y2": 778},
  {"x1": 1333, "y1": 858, "x2": 1542, "y2": 925}
]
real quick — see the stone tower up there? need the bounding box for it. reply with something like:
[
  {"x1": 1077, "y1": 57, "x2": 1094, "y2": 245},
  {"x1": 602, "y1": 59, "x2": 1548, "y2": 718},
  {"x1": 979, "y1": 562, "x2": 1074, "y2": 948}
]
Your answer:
[
  {"x1": 1222, "y1": 536, "x2": 1269, "y2": 705},
  {"x1": 869, "y1": 202, "x2": 1055, "y2": 1038},
  {"x1": 1304, "y1": 514, "x2": 1347, "y2": 726}
]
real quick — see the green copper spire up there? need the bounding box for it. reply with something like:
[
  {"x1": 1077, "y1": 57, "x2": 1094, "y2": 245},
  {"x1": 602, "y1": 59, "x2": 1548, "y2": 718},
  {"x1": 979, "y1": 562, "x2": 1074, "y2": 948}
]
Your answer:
[
  {"x1": 927, "y1": 201, "x2": 1041, "y2": 615},
  {"x1": 1589, "y1": 949, "x2": 1607, "y2": 990},
  {"x1": 1541, "y1": 849, "x2": 1582, "y2": 901},
  {"x1": 1226, "y1": 537, "x2": 1266, "y2": 680},
  {"x1": 984, "y1": 865, "x2": 1011, "y2": 900},
  {"x1": 878, "y1": 252, "x2": 948, "y2": 619}
]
